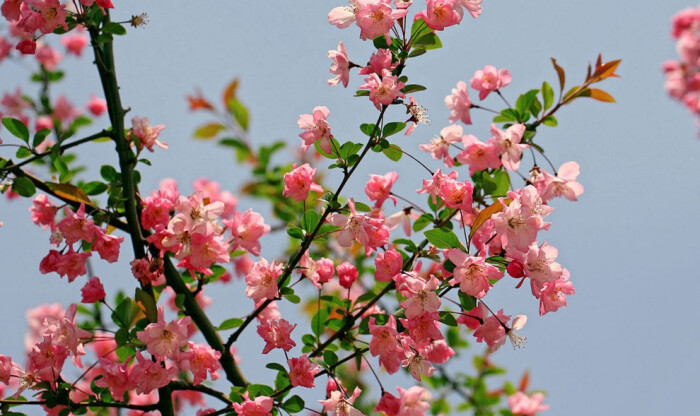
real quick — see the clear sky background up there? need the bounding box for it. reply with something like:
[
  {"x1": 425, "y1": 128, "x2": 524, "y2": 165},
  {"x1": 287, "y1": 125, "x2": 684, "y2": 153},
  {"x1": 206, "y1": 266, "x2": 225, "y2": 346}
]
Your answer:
[{"x1": 1, "y1": 1, "x2": 699, "y2": 415}]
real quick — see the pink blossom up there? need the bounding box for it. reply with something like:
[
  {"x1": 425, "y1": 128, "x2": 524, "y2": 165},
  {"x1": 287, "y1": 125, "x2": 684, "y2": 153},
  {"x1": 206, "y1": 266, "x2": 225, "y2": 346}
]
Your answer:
[
  {"x1": 180, "y1": 342, "x2": 221, "y2": 385},
  {"x1": 319, "y1": 387, "x2": 365, "y2": 416},
  {"x1": 15, "y1": 38, "x2": 35, "y2": 55},
  {"x1": 400, "y1": 311, "x2": 443, "y2": 346},
  {"x1": 328, "y1": 199, "x2": 369, "y2": 247},
  {"x1": 0, "y1": 36, "x2": 12, "y2": 63},
  {"x1": 328, "y1": 41, "x2": 350, "y2": 87},
  {"x1": 456, "y1": 134, "x2": 500, "y2": 175},
  {"x1": 416, "y1": 168, "x2": 458, "y2": 203},
  {"x1": 369, "y1": 315, "x2": 400, "y2": 357},
  {"x1": 233, "y1": 392, "x2": 274, "y2": 416},
  {"x1": 491, "y1": 123, "x2": 526, "y2": 171},
  {"x1": 43, "y1": 304, "x2": 91, "y2": 364},
  {"x1": 141, "y1": 191, "x2": 175, "y2": 230},
  {"x1": 397, "y1": 386, "x2": 432, "y2": 416},
  {"x1": 35, "y1": 44, "x2": 62, "y2": 71},
  {"x1": 298, "y1": 106, "x2": 333, "y2": 153},
  {"x1": 328, "y1": 1, "x2": 358, "y2": 29},
  {"x1": 375, "y1": 392, "x2": 401, "y2": 416},
  {"x1": 405, "y1": 96, "x2": 430, "y2": 135},
  {"x1": 256, "y1": 300, "x2": 282, "y2": 323},
  {"x1": 337, "y1": 261, "x2": 358, "y2": 288},
  {"x1": 355, "y1": 0, "x2": 407, "y2": 44},
  {"x1": 445, "y1": 81, "x2": 472, "y2": 125},
  {"x1": 61, "y1": 33, "x2": 88, "y2": 56},
  {"x1": 415, "y1": 0, "x2": 463, "y2": 31},
  {"x1": 399, "y1": 274, "x2": 441, "y2": 319},
  {"x1": 539, "y1": 161, "x2": 584, "y2": 203},
  {"x1": 130, "y1": 257, "x2": 164, "y2": 286},
  {"x1": 131, "y1": 116, "x2": 167, "y2": 152},
  {"x1": 225, "y1": 208, "x2": 270, "y2": 256},
  {"x1": 54, "y1": 248, "x2": 91, "y2": 282},
  {"x1": 357, "y1": 48, "x2": 397, "y2": 76},
  {"x1": 92, "y1": 231, "x2": 123, "y2": 263},
  {"x1": 425, "y1": 339, "x2": 455, "y2": 364},
  {"x1": 288, "y1": 354, "x2": 320, "y2": 388},
  {"x1": 130, "y1": 352, "x2": 176, "y2": 395},
  {"x1": 524, "y1": 242, "x2": 563, "y2": 295},
  {"x1": 447, "y1": 250, "x2": 502, "y2": 298},
  {"x1": 57, "y1": 203, "x2": 96, "y2": 245},
  {"x1": 95, "y1": 358, "x2": 132, "y2": 400},
  {"x1": 30, "y1": 194, "x2": 57, "y2": 230},
  {"x1": 402, "y1": 349, "x2": 434, "y2": 381},
  {"x1": 365, "y1": 171, "x2": 398, "y2": 208},
  {"x1": 136, "y1": 308, "x2": 191, "y2": 359},
  {"x1": 359, "y1": 69, "x2": 406, "y2": 110},
  {"x1": 80, "y1": 277, "x2": 105, "y2": 303},
  {"x1": 461, "y1": 0, "x2": 482, "y2": 18},
  {"x1": 52, "y1": 95, "x2": 81, "y2": 123},
  {"x1": 470, "y1": 65, "x2": 512, "y2": 100},
  {"x1": 384, "y1": 207, "x2": 421, "y2": 236},
  {"x1": 86, "y1": 95, "x2": 107, "y2": 116},
  {"x1": 507, "y1": 392, "x2": 549, "y2": 416},
  {"x1": 283, "y1": 163, "x2": 324, "y2": 202},
  {"x1": 27, "y1": 335, "x2": 67, "y2": 381},
  {"x1": 1, "y1": 88, "x2": 29, "y2": 117},
  {"x1": 438, "y1": 177, "x2": 474, "y2": 211},
  {"x1": 374, "y1": 247, "x2": 403, "y2": 281},
  {"x1": 539, "y1": 272, "x2": 575, "y2": 316},
  {"x1": 186, "y1": 232, "x2": 230, "y2": 273},
  {"x1": 256, "y1": 318, "x2": 297, "y2": 354},
  {"x1": 316, "y1": 257, "x2": 336, "y2": 284},
  {"x1": 492, "y1": 198, "x2": 539, "y2": 255},
  {"x1": 0, "y1": 355, "x2": 17, "y2": 384},
  {"x1": 1, "y1": 0, "x2": 21, "y2": 21},
  {"x1": 245, "y1": 258, "x2": 283, "y2": 303},
  {"x1": 419, "y1": 124, "x2": 463, "y2": 167}
]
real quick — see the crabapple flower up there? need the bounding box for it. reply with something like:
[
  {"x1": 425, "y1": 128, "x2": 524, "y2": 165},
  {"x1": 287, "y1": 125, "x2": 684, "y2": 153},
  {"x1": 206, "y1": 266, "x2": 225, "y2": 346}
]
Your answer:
[
  {"x1": 328, "y1": 199, "x2": 368, "y2": 246},
  {"x1": 225, "y1": 208, "x2": 270, "y2": 256},
  {"x1": 233, "y1": 392, "x2": 274, "y2": 416},
  {"x1": 30, "y1": 194, "x2": 57, "y2": 230},
  {"x1": 136, "y1": 308, "x2": 191, "y2": 359},
  {"x1": 384, "y1": 207, "x2": 421, "y2": 236},
  {"x1": 0, "y1": 355, "x2": 16, "y2": 385},
  {"x1": 524, "y1": 242, "x2": 563, "y2": 295},
  {"x1": 456, "y1": 134, "x2": 501, "y2": 175},
  {"x1": 398, "y1": 274, "x2": 441, "y2": 319},
  {"x1": 86, "y1": 95, "x2": 107, "y2": 116},
  {"x1": 61, "y1": 34, "x2": 88, "y2": 56},
  {"x1": 130, "y1": 117, "x2": 167, "y2": 152},
  {"x1": 95, "y1": 358, "x2": 132, "y2": 400},
  {"x1": 355, "y1": 0, "x2": 407, "y2": 44},
  {"x1": 445, "y1": 81, "x2": 472, "y2": 125},
  {"x1": 54, "y1": 248, "x2": 91, "y2": 282},
  {"x1": 283, "y1": 163, "x2": 323, "y2": 202},
  {"x1": 540, "y1": 161, "x2": 584, "y2": 203},
  {"x1": 447, "y1": 249, "x2": 503, "y2": 298},
  {"x1": 416, "y1": 168, "x2": 458, "y2": 203},
  {"x1": 319, "y1": 386, "x2": 365, "y2": 416},
  {"x1": 539, "y1": 272, "x2": 575, "y2": 315},
  {"x1": 507, "y1": 315, "x2": 527, "y2": 348},
  {"x1": 461, "y1": 0, "x2": 483, "y2": 18},
  {"x1": 405, "y1": 96, "x2": 430, "y2": 135},
  {"x1": 180, "y1": 342, "x2": 221, "y2": 385},
  {"x1": 374, "y1": 247, "x2": 403, "y2": 281},
  {"x1": 57, "y1": 203, "x2": 96, "y2": 245},
  {"x1": 470, "y1": 65, "x2": 512, "y2": 100},
  {"x1": 92, "y1": 231, "x2": 123, "y2": 263},
  {"x1": 130, "y1": 352, "x2": 177, "y2": 395},
  {"x1": 357, "y1": 48, "x2": 397, "y2": 76},
  {"x1": 508, "y1": 392, "x2": 549, "y2": 415},
  {"x1": 375, "y1": 392, "x2": 401, "y2": 416},
  {"x1": 358, "y1": 69, "x2": 406, "y2": 110},
  {"x1": 364, "y1": 171, "x2": 398, "y2": 208},
  {"x1": 369, "y1": 315, "x2": 400, "y2": 357},
  {"x1": 419, "y1": 124, "x2": 463, "y2": 167},
  {"x1": 402, "y1": 349, "x2": 434, "y2": 381},
  {"x1": 328, "y1": 41, "x2": 350, "y2": 87},
  {"x1": 288, "y1": 355, "x2": 320, "y2": 388},
  {"x1": 80, "y1": 277, "x2": 105, "y2": 303},
  {"x1": 256, "y1": 318, "x2": 297, "y2": 354},
  {"x1": 438, "y1": 177, "x2": 474, "y2": 211},
  {"x1": 298, "y1": 106, "x2": 333, "y2": 153},
  {"x1": 492, "y1": 198, "x2": 539, "y2": 255},
  {"x1": 35, "y1": 44, "x2": 62, "y2": 71},
  {"x1": 491, "y1": 123, "x2": 526, "y2": 171},
  {"x1": 397, "y1": 386, "x2": 432, "y2": 416},
  {"x1": 328, "y1": 0, "x2": 358, "y2": 29},
  {"x1": 337, "y1": 261, "x2": 359, "y2": 288},
  {"x1": 245, "y1": 258, "x2": 283, "y2": 303},
  {"x1": 415, "y1": 0, "x2": 463, "y2": 31}
]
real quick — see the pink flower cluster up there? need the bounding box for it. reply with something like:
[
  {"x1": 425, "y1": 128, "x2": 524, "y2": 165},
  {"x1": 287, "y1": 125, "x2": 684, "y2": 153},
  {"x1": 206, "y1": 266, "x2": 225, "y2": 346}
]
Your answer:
[
  {"x1": 34, "y1": 200, "x2": 124, "y2": 283},
  {"x1": 664, "y1": 6, "x2": 700, "y2": 135}
]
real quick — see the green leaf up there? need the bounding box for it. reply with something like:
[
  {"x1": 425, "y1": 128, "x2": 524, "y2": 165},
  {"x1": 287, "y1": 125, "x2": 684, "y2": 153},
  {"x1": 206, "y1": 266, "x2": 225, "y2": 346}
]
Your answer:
[
  {"x1": 401, "y1": 84, "x2": 427, "y2": 94},
  {"x1": 134, "y1": 288, "x2": 157, "y2": 323},
  {"x1": 11, "y1": 176, "x2": 36, "y2": 197},
  {"x1": 408, "y1": 48, "x2": 426, "y2": 58},
  {"x1": 311, "y1": 308, "x2": 330, "y2": 336},
  {"x1": 15, "y1": 146, "x2": 31, "y2": 159},
  {"x1": 354, "y1": 89, "x2": 370, "y2": 97},
  {"x1": 228, "y1": 98, "x2": 249, "y2": 131},
  {"x1": 458, "y1": 291, "x2": 477, "y2": 311},
  {"x1": 103, "y1": 22, "x2": 127, "y2": 35},
  {"x1": 382, "y1": 122, "x2": 406, "y2": 138},
  {"x1": 2, "y1": 118, "x2": 29, "y2": 142},
  {"x1": 411, "y1": 18, "x2": 433, "y2": 39},
  {"x1": 542, "y1": 81, "x2": 554, "y2": 111},
  {"x1": 360, "y1": 123, "x2": 378, "y2": 136},
  {"x1": 100, "y1": 165, "x2": 119, "y2": 183},
  {"x1": 382, "y1": 145, "x2": 402, "y2": 162},
  {"x1": 287, "y1": 227, "x2": 304, "y2": 240},
  {"x1": 413, "y1": 213, "x2": 434, "y2": 232},
  {"x1": 323, "y1": 350, "x2": 339, "y2": 366},
  {"x1": 301, "y1": 210, "x2": 320, "y2": 233},
  {"x1": 424, "y1": 228, "x2": 462, "y2": 249},
  {"x1": 218, "y1": 318, "x2": 244, "y2": 331},
  {"x1": 282, "y1": 395, "x2": 305, "y2": 413},
  {"x1": 111, "y1": 297, "x2": 133, "y2": 329},
  {"x1": 542, "y1": 115, "x2": 558, "y2": 127},
  {"x1": 81, "y1": 181, "x2": 108, "y2": 195},
  {"x1": 283, "y1": 293, "x2": 301, "y2": 304},
  {"x1": 353, "y1": 201, "x2": 372, "y2": 212},
  {"x1": 493, "y1": 108, "x2": 519, "y2": 123},
  {"x1": 413, "y1": 32, "x2": 442, "y2": 50},
  {"x1": 193, "y1": 122, "x2": 225, "y2": 139},
  {"x1": 96, "y1": 33, "x2": 112, "y2": 44},
  {"x1": 491, "y1": 170, "x2": 510, "y2": 197},
  {"x1": 266, "y1": 363, "x2": 287, "y2": 372},
  {"x1": 33, "y1": 129, "x2": 51, "y2": 147},
  {"x1": 439, "y1": 311, "x2": 458, "y2": 326}
]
